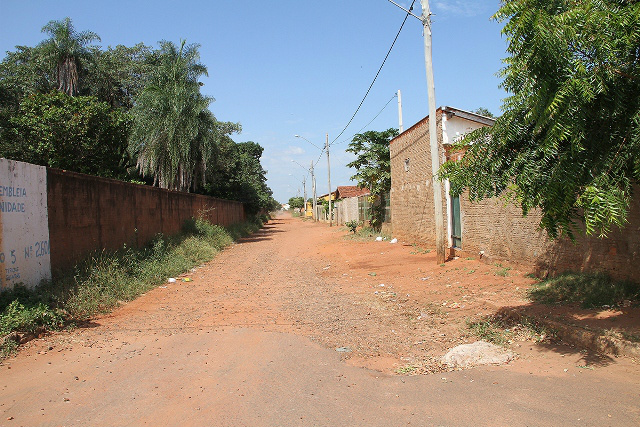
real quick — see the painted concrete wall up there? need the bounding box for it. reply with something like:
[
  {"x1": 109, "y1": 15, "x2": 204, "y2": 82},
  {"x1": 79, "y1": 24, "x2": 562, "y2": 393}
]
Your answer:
[
  {"x1": 0, "y1": 159, "x2": 51, "y2": 290},
  {"x1": 334, "y1": 197, "x2": 359, "y2": 226},
  {"x1": 47, "y1": 168, "x2": 245, "y2": 274}
]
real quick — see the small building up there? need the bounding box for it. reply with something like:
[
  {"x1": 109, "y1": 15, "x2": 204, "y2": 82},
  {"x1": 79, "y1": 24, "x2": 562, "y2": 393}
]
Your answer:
[
  {"x1": 315, "y1": 191, "x2": 337, "y2": 222},
  {"x1": 333, "y1": 186, "x2": 370, "y2": 225},
  {"x1": 389, "y1": 106, "x2": 640, "y2": 281}
]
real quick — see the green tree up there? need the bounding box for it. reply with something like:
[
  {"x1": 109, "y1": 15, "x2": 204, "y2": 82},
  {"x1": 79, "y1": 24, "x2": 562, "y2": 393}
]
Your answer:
[
  {"x1": 440, "y1": 0, "x2": 640, "y2": 238},
  {"x1": 38, "y1": 18, "x2": 100, "y2": 96},
  {"x1": 346, "y1": 128, "x2": 398, "y2": 230},
  {"x1": 288, "y1": 196, "x2": 304, "y2": 210},
  {"x1": 473, "y1": 107, "x2": 495, "y2": 118},
  {"x1": 0, "y1": 46, "x2": 55, "y2": 107},
  {"x1": 1, "y1": 91, "x2": 130, "y2": 177},
  {"x1": 128, "y1": 40, "x2": 211, "y2": 191},
  {"x1": 204, "y1": 140, "x2": 275, "y2": 215},
  {"x1": 85, "y1": 43, "x2": 154, "y2": 109}
]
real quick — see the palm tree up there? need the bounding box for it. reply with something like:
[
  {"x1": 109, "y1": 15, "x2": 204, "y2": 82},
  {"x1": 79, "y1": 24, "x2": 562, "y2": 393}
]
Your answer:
[
  {"x1": 129, "y1": 40, "x2": 212, "y2": 191},
  {"x1": 38, "y1": 17, "x2": 100, "y2": 96}
]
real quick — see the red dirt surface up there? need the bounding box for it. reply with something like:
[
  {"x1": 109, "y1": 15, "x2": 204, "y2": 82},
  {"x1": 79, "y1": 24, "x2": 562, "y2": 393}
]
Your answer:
[{"x1": 1, "y1": 212, "x2": 639, "y2": 426}]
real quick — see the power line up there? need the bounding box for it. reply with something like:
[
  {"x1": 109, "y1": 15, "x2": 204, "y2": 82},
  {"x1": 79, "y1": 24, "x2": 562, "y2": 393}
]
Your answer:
[
  {"x1": 329, "y1": 0, "x2": 417, "y2": 146},
  {"x1": 332, "y1": 93, "x2": 398, "y2": 146}
]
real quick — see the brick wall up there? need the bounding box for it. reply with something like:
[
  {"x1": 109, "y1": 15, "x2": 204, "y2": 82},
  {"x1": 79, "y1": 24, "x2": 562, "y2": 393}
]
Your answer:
[
  {"x1": 47, "y1": 168, "x2": 245, "y2": 272},
  {"x1": 390, "y1": 110, "x2": 640, "y2": 282},
  {"x1": 459, "y1": 193, "x2": 640, "y2": 281},
  {"x1": 389, "y1": 111, "x2": 447, "y2": 244}
]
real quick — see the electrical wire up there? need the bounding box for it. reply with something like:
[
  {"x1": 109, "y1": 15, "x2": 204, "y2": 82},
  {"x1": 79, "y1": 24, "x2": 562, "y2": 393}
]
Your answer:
[
  {"x1": 329, "y1": 0, "x2": 417, "y2": 146},
  {"x1": 332, "y1": 93, "x2": 398, "y2": 146}
]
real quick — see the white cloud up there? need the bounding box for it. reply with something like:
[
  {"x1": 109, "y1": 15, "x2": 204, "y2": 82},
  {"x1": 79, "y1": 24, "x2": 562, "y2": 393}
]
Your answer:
[
  {"x1": 283, "y1": 146, "x2": 305, "y2": 156},
  {"x1": 432, "y1": 1, "x2": 489, "y2": 18}
]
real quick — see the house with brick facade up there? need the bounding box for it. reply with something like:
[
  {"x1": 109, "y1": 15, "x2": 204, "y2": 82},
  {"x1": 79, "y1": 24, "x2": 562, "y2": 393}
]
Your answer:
[{"x1": 389, "y1": 106, "x2": 640, "y2": 282}]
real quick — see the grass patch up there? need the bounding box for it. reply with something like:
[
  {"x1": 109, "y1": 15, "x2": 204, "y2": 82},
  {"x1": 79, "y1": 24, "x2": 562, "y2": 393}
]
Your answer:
[
  {"x1": 396, "y1": 365, "x2": 417, "y2": 375},
  {"x1": 527, "y1": 272, "x2": 640, "y2": 308},
  {"x1": 0, "y1": 215, "x2": 268, "y2": 356},
  {"x1": 409, "y1": 244, "x2": 431, "y2": 254},
  {"x1": 467, "y1": 314, "x2": 555, "y2": 347},
  {"x1": 344, "y1": 226, "x2": 391, "y2": 241}
]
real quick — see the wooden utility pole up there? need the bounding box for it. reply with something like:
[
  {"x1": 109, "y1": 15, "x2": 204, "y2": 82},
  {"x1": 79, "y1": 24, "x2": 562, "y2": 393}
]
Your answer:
[{"x1": 420, "y1": 0, "x2": 446, "y2": 264}]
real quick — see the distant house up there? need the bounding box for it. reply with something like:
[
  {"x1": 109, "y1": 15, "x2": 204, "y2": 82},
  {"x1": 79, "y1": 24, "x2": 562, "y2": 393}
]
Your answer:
[
  {"x1": 334, "y1": 186, "x2": 370, "y2": 225},
  {"x1": 315, "y1": 191, "x2": 337, "y2": 222},
  {"x1": 389, "y1": 106, "x2": 640, "y2": 281}
]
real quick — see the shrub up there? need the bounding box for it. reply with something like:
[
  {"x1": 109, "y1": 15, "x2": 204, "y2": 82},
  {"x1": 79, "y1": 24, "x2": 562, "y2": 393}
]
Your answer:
[{"x1": 345, "y1": 220, "x2": 360, "y2": 234}]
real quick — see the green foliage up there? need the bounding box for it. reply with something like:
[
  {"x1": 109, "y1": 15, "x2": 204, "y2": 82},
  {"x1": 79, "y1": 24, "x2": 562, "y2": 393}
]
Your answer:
[
  {"x1": 528, "y1": 272, "x2": 640, "y2": 308},
  {"x1": 0, "y1": 300, "x2": 64, "y2": 336},
  {"x1": 473, "y1": 107, "x2": 495, "y2": 118},
  {"x1": 440, "y1": 0, "x2": 640, "y2": 239},
  {"x1": 38, "y1": 17, "x2": 101, "y2": 96},
  {"x1": 2, "y1": 91, "x2": 131, "y2": 178},
  {"x1": 467, "y1": 314, "x2": 554, "y2": 346},
  {"x1": 346, "y1": 128, "x2": 398, "y2": 230},
  {"x1": 85, "y1": 43, "x2": 155, "y2": 109},
  {"x1": 0, "y1": 18, "x2": 277, "y2": 212},
  {"x1": 345, "y1": 220, "x2": 360, "y2": 233},
  {"x1": 128, "y1": 40, "x2": 211, "y2": 191},
  {"x1": 204, "y1": 140, "x2": 275, "y2": 215},
  {"x1": 288, "y1": 196, "x2": 304, "y2": 210}
]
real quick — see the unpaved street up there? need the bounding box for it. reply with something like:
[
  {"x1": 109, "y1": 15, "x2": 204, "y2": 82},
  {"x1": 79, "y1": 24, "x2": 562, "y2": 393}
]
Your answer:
[{"x1": 1, "y1": 213, "x2": 639, "y2": 426}]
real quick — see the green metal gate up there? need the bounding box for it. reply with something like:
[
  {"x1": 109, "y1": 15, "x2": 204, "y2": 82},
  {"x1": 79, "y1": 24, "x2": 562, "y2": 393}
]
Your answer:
[{"x1": 451, "y1": 195, "x2": 461, "y2": 248}]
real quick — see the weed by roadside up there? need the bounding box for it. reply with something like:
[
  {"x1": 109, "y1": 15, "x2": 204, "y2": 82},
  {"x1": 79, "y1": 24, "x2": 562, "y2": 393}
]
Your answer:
[
  {"x1": 409, "y1": 244, "x2": 431, "y2": 255},
  {"x1": 494, "y1": 263, "x2": 511, "y2": 277},
  {"x1": 0, "y1": 215, "x2": 268, "y2": 357},
  {"x1": 343, "y1": 226, "x2": 391, "y2": 241},
  {"x1": 466, "y1": 313, "x2": 556, "y2": 347},
  {"x1": 527, "y1": 272, "x2": 640, "y2": 308}
]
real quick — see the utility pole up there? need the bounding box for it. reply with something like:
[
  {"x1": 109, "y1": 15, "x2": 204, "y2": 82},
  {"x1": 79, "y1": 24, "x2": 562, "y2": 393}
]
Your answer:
[
  {"x1": 326, "y1": 133, "x2": 333, "y2": 227},
  {"x1": 302, "y1": 176, "x2": 307, "y2": 217},
  {"x1": 420, "y1": 0, "x2": 446, "y2": 264},
  {"x1": 310, "y1": 160, "x2": 317, "y2": 221},
  {"x1": 397, "y1": 89, "x2": 404, "y2": 133}
]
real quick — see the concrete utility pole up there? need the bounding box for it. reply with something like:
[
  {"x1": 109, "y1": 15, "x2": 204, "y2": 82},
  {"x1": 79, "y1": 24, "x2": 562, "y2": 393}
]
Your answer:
[
  {"x1": 302, "y1": 176, "x2": 307, "y2": 217},
  {"x1": 310, "y1": 160, "x2": 317, "y2": 221},
  {"x1": 397, "y1": 89, "x2": 404, "y2": 133},
  {"x1": 420, "y1": 0, "x2": 446, "y2": 264},
  {"x1": 390, "y1": 0, "x2": 445, "y2": 263},
  {"x1": 326, "y1": 133, "x2": 333, "y2": 227}
]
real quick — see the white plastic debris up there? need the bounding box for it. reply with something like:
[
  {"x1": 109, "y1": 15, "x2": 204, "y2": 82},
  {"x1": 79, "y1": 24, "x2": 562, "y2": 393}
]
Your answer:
[
  {"x1": 375, "y1": 236, "x2": 383, "y2": 241},
  {"x1": 167, "y1": 278, "x2": 177, "y2": 283},
  {"x1": 390, "y1": 238, "x2": 398, "y2": 244}
]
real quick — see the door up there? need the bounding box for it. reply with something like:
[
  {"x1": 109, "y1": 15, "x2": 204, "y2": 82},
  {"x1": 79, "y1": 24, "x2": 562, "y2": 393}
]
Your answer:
[{"x1": 451, "y1": 195, "x2": 461, "y2": 248}]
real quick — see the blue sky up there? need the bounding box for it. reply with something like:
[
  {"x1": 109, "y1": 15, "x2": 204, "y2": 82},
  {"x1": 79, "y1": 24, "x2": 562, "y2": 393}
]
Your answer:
[{"x1": 0, "y1": 0, "x2": 507, "y2": 203}]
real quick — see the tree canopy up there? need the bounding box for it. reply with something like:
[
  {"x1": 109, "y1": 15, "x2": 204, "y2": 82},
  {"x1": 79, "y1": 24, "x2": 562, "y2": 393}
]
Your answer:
[
  {"x1": 2, "y1": 92, "x2": 130, "y2": 178},
  {"x1": 346, "y1": 128, "x2": 398, "y2": 229},
  {"x1": 288, "y1": 196, "x2": 304, "y2": 210},
  {"x1": 439, "y1": 0, "x2": 640, "y2": 238},
  {"x1": 38, "y1": 18, "x2": 101, "y2": 96},
  {"x1": 128, "y1": 40, "x2": 212, "y2": 191},
  {"x1": 0, "y1": 18, "x2": 279, "y2": 214}
]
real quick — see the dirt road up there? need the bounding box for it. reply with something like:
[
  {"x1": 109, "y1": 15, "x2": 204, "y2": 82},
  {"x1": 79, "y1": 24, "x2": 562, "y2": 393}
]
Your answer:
[{"x1": 1, "y1": 213, "x2": 639, "y2": 426}]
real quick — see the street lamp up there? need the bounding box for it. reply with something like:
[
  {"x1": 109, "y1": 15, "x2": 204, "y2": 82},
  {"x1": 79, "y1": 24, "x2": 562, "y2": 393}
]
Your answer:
[{"x1": 295, "y1": 134, "x2": 333, "y2": 226}]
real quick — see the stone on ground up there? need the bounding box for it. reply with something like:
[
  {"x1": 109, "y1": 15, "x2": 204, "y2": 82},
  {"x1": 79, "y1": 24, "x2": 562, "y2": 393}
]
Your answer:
[{"x1": 442, "y1": 341, "x2": 515, "y2": 369}]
